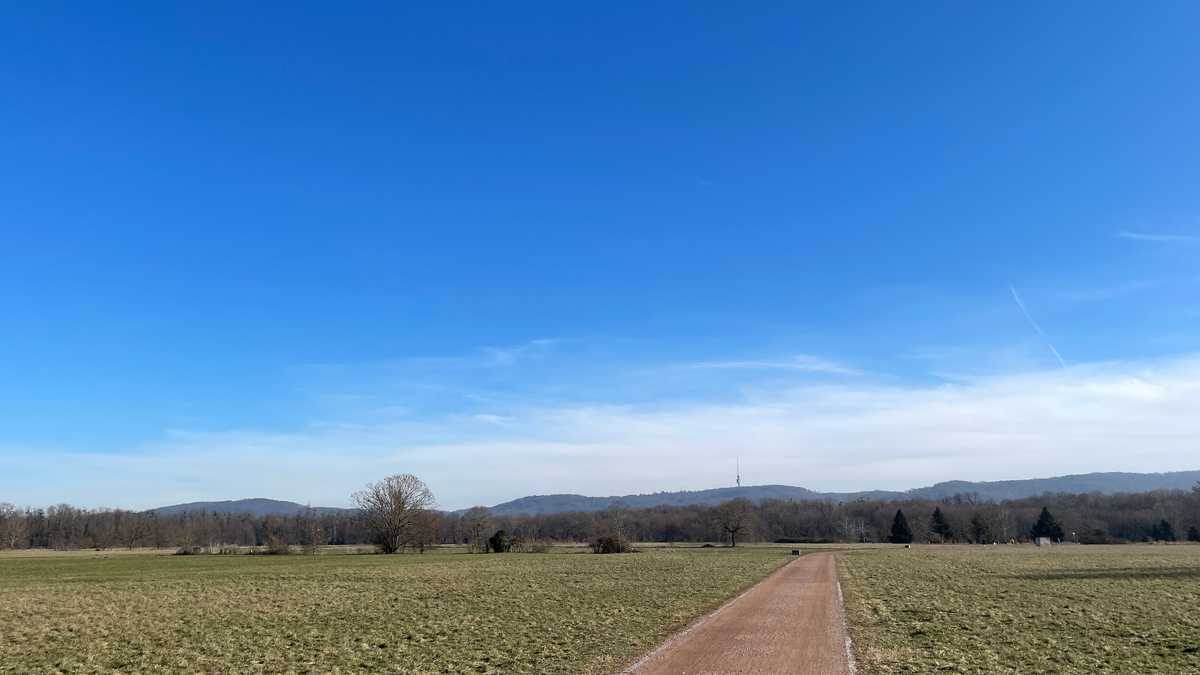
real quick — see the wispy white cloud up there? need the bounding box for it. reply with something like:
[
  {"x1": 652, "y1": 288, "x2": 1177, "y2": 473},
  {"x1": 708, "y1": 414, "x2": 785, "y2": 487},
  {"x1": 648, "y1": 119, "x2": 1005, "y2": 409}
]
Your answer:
[
  {"x1": 472, "y1": 414, "x2": 513, "y2": 425},
  {"x1": 680, "y1": 355, "x2": 858, "y2": 375},
  {"x1": 6, "y1": 355, "x2": 1200, "y2": 511},
  {"x1": 1009, "y1": 285, "x2": 1072, "y2": 378},
  {"x1": 482, "y1": 339, "x2": 555, "y2": 367},
  {"x1": 1118, "y1": 231, "x2": 1200, "y2": 245}
]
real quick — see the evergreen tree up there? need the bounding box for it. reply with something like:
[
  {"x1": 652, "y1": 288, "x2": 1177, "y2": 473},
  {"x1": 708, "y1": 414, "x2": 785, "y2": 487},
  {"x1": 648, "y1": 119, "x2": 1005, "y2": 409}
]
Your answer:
[
  {"x1": 889, "y1": 509, "x2": 914, "y2": 544},
  {"x1": 1030, "y1": 507, "x2": 1064, "y2": 540},
  {"x1": 930, "y1": 507, "x2": 954, "y2": 542},
  {"x1": 1188, "y1": 525, "x2": 1200, "y2": 542},
  {"x1": 488, "y1": 529, "x2": 509, "y2": 553},
  {"x1": 1151, "y1": 520, "x2": 1175, "y2": 542},
  {"x1": 1162, "y1": 520, "x2": 1175, "y2": 542},
  {"x1": 970, "y1": 515, "x2": 988, "y2": 544}
]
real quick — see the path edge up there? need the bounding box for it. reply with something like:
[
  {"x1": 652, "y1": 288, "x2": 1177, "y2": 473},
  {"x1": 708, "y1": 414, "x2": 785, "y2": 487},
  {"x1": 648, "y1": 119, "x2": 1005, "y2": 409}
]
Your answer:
[{"x1": 835, "y1": 553, "x2": 859, "y2": 675}]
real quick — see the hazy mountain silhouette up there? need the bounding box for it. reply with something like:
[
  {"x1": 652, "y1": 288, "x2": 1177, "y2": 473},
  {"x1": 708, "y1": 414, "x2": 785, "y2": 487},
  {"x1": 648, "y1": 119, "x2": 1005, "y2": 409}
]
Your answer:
[
  {"x1": 150, "y1": 498, "x2": 347, "y2": 517},
  {"x1": 481, "y1": 470, "x2": 1200, "y2": 515},
  {"x1": 152, "y1": 470, "x2": 1200, "y2": 517}
]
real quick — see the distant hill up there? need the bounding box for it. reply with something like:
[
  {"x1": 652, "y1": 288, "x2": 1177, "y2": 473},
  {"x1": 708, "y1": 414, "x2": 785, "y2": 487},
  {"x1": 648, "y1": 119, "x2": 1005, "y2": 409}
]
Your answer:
[
  {"x1": 150, "y1": 498, "x2": 348, "y2": 517},
  {"x1": 151, "y1": 470, "x2": 1200, "y2": 517},
  {"x1": 482, "y1": 470, "x2": 1200, "y2": 515},
  {"x1": 898, "y1": 470, "x2": 1200, "y2": 503},
  {"x1": 484, "y1": 485, "x2": 827, "y2": 516}
]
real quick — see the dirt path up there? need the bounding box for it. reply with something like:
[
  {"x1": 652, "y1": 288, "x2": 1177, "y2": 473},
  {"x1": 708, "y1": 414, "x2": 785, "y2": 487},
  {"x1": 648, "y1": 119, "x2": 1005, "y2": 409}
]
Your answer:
[{"x1": 622, "y1": 552, "x2": 854, "y2": 675}]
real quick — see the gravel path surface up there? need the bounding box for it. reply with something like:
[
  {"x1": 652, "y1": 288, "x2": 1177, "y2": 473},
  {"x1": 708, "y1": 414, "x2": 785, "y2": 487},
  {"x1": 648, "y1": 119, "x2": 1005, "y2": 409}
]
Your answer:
[{"x1": 623, "y1": 552, "x2": 853, "y2": 675}]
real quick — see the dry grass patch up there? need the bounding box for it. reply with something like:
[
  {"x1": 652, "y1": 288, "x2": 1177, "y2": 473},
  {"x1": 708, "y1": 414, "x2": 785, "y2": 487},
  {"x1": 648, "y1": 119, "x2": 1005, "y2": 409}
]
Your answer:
[
  {"x1": 838, "y1": 545, "x2": 1200, "y2": 674},
  {"x1": 0, "y1": 546, "x2": 792, "y2": 674}
]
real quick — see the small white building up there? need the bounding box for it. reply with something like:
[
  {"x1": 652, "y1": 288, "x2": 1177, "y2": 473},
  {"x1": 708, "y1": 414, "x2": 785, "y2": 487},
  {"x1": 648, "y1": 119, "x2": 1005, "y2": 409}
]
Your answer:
[{"x1": 1034, "y1": 537, "x2": 1052, "y2": 547}]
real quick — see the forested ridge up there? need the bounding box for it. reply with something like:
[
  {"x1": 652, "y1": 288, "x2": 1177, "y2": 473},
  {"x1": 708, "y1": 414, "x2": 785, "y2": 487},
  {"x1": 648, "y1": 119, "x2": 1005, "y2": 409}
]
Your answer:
[
  {"x1": 3, "y1": 484, "x2": 1199, "y2": 551},
  {"x1": 483, "y1": 470, "x2": 1200, "y2": 515}
]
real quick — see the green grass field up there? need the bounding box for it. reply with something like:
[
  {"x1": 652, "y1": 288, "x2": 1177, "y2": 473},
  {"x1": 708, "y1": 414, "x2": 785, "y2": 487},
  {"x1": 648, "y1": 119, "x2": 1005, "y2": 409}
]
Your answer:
[
  {"x1": 0, "y1": 546, "x2": 792, "y2": 675},
  {"x1": 11, "y1": 543, "x2": 1195, "y2": 674},
  {"x1": 838, "y1": 545, "x2": 1200, "y2": 674}
]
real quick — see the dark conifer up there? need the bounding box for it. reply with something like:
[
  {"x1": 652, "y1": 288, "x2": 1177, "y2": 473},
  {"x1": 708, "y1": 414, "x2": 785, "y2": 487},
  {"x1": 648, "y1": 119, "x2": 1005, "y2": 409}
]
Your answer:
[
  {"x1": 1030, "y1": 507, "x2": 1064, "y2": 540},
  {"x1": 488, "y1": 529, "x2": 509, "y2": 553},
  {"x1": 1188, "y1": 525, "x2": 1200, "y2": 542},
  {"x1": 889, "y1": 509, "x2": 914, "y2": 544},
  {"x1": 930, "y1": 507, "x2": 954, "y2": 542},
  {"x1": 970, "y1": 515, "x2": 988, "y2": 544},
  {"x1": 1152, "y1": 519, "x2": 1175, "y2": 542}
]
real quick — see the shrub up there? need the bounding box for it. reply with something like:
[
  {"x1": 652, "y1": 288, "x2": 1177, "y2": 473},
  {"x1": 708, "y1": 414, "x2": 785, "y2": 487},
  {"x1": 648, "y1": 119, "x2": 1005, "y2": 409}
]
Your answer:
[
  {"x1": 591, "y1": 535, "x2": 631, "y2": 554},
  {"x1": 488, "y1": 530, "x2": 510, "y2": 553},
  {"x1": 1188, "y1": 525, "x2": 1200, "y2": 543},
  {"x1": 264, "y1": 536, "x2": 292, "y2": 555},
  {"x1": 1079, "y1": 529, "x2": 1124, "y2": 545}
]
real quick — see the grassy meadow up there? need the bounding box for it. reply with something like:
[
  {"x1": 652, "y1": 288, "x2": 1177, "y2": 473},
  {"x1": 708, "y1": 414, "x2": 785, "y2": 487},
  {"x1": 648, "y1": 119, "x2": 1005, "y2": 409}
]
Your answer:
[
  {"x1": 839, "y1": 544, "x2": 1200, "y2": 674},
  {"x1": 0, "y1": 545, "x2": 793, "y2": 675}
]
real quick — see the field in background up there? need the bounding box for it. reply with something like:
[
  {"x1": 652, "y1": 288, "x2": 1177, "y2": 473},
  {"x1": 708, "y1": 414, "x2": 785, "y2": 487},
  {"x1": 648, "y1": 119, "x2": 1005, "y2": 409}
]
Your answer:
[
  {"x1": 0, "y1": 545, "x2": 794, "y2": 674},
  {"x1": 839, "y1": 545, "x2": 1200, "y2": 674}
]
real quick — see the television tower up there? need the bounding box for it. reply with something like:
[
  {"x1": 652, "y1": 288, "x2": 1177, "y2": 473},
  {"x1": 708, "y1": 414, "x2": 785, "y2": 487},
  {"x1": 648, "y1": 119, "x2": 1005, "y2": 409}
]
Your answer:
[{"x1": 736, "y1": 459, "x2": 741, "y2": 488}]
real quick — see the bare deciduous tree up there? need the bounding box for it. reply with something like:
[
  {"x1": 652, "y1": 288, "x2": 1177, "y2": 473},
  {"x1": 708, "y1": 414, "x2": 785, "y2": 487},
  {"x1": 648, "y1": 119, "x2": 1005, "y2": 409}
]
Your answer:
[
  {"x1": 186, "y1": 510, "x2": 222, "y2": 552},
  {"x1": 714, "y1": 498, "x2": 755, "y2": 547},
  {"x1": 605, "y1": 501, "x2": 632, "y2": 542},
  {"x1": 461, "y1": 506, "x2": 493, "y2": 553},
  {"x1": 508, "y1": 514, "x2": 539, "y2": 551},
  {"x1": 147, "y1": 513, "x2": 172, "y2": 549},
  {"x1": 114, "y1": 510, "x2": 147, "y2": 550},
  {"x1": 562, "y1": 512, "x2": 587, "y2": 542},
  {"x1": 412, "y1": 511, "x2": 444, "y2": 553},
  {"x1": 299, "y1": 506, "x2": 326, "y2": 555},
  {"x1": 970, "y1": 503, "x2": 1015, "y2": 544},
  {"x1": 0, "y1": 503, "x2": 27, "y2": 549},
  {"x1": 351, "y1": 474, "x2": 437, "y2": 554}
]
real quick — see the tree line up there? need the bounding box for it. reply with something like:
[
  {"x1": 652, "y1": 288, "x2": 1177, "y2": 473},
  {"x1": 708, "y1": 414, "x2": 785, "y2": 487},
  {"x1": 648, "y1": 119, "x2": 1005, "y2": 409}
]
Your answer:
[
  {"x1": 3, "y1": 478, "x2": 1199, "y2": 552},
  {"x1": 0, "y1": 502, "x2": 375, "y2": 552}
]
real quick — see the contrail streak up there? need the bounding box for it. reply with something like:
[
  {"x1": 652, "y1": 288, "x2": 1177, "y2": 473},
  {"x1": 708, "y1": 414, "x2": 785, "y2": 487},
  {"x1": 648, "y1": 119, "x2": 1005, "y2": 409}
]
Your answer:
[{"x1": 1010, "y1": 285, "x2": 1073, "y2": 378}]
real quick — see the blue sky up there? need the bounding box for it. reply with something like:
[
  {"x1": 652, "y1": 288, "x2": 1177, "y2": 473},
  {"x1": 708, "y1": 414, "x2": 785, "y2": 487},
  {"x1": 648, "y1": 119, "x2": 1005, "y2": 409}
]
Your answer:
[{"x1": 3, "y1": 2, "x2": 1200, "y2": 509}]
